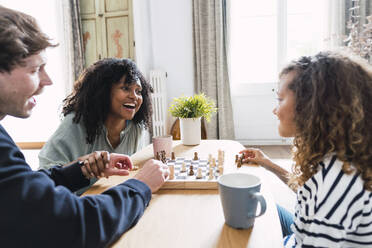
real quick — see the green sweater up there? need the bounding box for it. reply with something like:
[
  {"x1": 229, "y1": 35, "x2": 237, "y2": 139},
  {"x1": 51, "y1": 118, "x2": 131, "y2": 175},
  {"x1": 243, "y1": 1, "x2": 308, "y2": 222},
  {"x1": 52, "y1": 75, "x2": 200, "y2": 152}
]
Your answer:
[{"x1": 38, "y1": 113, "x2": 144, "y2": 194}]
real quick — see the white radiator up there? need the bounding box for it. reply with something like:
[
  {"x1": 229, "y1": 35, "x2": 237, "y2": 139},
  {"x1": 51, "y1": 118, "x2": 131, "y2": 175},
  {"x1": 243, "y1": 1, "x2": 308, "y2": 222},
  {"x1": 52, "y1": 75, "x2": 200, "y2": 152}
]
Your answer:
[{"x1": 150, "y1": 70, "x2": 167, "y2": 137}]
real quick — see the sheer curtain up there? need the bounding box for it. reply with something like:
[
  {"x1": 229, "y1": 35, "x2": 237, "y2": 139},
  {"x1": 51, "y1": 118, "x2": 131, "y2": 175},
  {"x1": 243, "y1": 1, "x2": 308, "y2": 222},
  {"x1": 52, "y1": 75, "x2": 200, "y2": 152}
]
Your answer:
[
  {"x1": 61, "y1": 0, "x2": 85, "y2": 94},
  {"x1": 322, "y1": 0, "x2": 346, "y2": 49},
  {"x1": 322, "y1": 0, "x2": 372, "y2": 50},
  {"x1": 192, "y1": 0, "x2": 235, "y2": 140}
]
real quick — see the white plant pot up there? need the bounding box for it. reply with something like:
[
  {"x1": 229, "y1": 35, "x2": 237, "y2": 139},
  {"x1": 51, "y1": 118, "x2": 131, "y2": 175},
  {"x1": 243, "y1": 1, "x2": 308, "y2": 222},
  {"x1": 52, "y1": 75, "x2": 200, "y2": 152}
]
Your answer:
[{"x1": 180, "y1": 117, "x2": 201, "y2": 145}]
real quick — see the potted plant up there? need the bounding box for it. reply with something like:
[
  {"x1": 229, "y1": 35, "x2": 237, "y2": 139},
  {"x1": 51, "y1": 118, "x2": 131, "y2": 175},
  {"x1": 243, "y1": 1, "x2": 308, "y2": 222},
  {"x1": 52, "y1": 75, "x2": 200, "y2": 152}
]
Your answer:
[{"x1": 169, "y1": 93, "x2": 217, "y2": 145}]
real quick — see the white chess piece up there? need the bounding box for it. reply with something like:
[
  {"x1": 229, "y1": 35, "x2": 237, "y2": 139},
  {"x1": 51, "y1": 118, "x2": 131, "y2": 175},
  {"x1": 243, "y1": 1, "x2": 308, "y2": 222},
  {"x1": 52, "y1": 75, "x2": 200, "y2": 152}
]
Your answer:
[
  {"x1": 208, "y1": 154, "x2": 212, "y2": 164},
  {"x1": 218, "y1": 159, "x2": 224, "y2": 167},
  {"x1": 181, "y1": 162, "x2": 186, "y2": 172},
  {"x1": 208, "y1": 167, "x2": 214, "y2": 180},
  {"x1": 196, "y1": 167, "x2": 203, "y2": 179},
  {"x1": 212, "y1": 158, "x2": 216, "y2": 167},
  {"x1": 169, "y1": 165, "x2": 174, "y2": 179},
  {"x1": 218, "y1": 150, "x2": 225, "y2": 165}
]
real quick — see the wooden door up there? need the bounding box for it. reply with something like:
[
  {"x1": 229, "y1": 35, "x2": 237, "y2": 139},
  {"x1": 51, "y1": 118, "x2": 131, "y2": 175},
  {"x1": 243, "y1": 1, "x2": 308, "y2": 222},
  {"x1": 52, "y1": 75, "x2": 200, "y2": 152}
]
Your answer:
[{"x1": 80, "y1": 0, "x2": 135, "y2": 67}]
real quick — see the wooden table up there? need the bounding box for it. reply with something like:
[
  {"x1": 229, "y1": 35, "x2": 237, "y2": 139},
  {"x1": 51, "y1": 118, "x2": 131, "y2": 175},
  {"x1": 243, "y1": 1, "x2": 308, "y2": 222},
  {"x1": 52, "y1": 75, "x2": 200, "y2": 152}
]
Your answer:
[{"x1": 84, "y1": 140, "x2": 283, "y2": 248}]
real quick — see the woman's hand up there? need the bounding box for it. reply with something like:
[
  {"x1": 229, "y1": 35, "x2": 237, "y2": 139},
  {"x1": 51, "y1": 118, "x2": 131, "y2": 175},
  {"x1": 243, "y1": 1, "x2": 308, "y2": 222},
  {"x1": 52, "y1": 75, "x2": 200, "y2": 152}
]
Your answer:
[
  {"x1": 79, "y1": 151, "x2": 132, "y2": 179},
  {"x1": 105, "y1": 153, "x2": 132, "y2": 177}
]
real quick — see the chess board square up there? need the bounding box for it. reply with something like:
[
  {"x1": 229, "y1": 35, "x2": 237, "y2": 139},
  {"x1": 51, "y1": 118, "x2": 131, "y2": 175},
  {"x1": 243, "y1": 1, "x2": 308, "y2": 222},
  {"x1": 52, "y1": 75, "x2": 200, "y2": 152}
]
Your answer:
[{"x1": 176, "y1": 175, "x2": 187, "y2": 180}]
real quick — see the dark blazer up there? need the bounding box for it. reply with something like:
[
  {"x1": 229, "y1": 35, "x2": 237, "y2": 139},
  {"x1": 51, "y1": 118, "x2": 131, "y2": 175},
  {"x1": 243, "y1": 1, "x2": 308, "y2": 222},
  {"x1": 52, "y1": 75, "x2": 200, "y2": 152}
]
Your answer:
[{"x1": 0, "y1": 124, "x2": 151, "y2": 248}]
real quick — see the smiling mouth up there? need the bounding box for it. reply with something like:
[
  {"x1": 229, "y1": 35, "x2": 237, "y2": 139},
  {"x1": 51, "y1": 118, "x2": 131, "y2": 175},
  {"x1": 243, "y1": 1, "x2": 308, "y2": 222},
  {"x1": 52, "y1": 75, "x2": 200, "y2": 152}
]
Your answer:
[{"x1": 123, "y1": 103, "x2": 136, "y2": 109}]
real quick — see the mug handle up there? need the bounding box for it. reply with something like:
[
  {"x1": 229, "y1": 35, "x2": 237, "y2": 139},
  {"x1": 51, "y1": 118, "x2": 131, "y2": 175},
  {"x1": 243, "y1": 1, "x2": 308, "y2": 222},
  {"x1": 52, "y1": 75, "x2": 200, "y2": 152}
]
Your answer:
[{"x1": 249, "y1": 192, "x2": 267, "y2": 218}]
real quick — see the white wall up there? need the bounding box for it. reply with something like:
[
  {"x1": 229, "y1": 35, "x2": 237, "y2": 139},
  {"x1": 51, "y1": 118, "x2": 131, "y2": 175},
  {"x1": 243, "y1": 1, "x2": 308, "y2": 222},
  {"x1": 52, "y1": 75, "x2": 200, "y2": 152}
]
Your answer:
[
  {"x1": 0, "y1": 0, "x2": 66, "y2": 142},
  {"x1": 133, "y1": 0, "x2": 194, "y2": 133},
  {"x1": 133, "y1": 0, "x2": 286, "y2": 144},
  {"x1": 132, "y1": 0, "x2": 154, "y2": 78}
]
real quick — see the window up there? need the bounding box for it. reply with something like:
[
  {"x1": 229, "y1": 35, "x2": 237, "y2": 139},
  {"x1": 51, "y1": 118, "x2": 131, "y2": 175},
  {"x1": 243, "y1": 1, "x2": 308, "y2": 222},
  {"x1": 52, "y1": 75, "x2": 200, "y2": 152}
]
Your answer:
[
  {"x1": 1, "y1": 0, "x2": 67, "y2": 143},
  {"x1": 230, "y1": 0, "x2": 326, "y2": 86},
  {"x1": 230, "y1": 0, "x2": 335, "y2": 144}
]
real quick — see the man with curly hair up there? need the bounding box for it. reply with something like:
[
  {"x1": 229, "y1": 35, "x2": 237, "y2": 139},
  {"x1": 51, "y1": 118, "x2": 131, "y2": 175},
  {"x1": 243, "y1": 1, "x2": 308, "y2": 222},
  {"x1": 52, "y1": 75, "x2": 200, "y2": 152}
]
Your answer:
[
  {"x1": 0, "y1": 5, "x2": 169, "y2": 247},
  {"x1": 241, "y1": 51, "x2": 372, "y2": 247},
  {"x1": 39, "y1": 58, "x2": 154, "y2": 194}
]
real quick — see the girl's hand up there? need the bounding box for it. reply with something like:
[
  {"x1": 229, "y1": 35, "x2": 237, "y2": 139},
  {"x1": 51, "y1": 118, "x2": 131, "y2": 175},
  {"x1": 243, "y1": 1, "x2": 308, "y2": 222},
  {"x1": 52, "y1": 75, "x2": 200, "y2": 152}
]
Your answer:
[{"x1": 239, "y1": 148, "x2": 272, "y2": 168}]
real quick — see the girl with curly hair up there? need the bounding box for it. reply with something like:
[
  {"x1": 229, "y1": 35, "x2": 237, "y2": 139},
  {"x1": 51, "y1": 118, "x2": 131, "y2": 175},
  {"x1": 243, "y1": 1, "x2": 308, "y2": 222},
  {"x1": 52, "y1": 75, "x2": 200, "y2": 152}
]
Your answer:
[
  {"x1": 38, "y1": 58, "x2": 153, "y2": 194},
  {"x1": 240, "y1": 51, "x2": 372, "y2": 247}
]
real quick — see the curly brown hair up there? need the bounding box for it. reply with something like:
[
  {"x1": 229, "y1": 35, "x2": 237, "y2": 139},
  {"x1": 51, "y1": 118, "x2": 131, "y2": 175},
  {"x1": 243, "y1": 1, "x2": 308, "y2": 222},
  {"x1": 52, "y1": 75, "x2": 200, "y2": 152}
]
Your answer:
[
  {"x1": 62, "y1": 58, "x2": 153, "y2": 144},
  {"x1": 280, "y1": 51, "x2": 372, "y2": 190}
]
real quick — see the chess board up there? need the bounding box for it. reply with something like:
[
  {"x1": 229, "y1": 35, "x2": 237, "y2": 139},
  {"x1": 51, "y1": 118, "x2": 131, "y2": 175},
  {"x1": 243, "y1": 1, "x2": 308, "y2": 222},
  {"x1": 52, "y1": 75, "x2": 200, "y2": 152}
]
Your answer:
[{"x1": 161, "y1": 157, "x2": 221, "y2": 189}]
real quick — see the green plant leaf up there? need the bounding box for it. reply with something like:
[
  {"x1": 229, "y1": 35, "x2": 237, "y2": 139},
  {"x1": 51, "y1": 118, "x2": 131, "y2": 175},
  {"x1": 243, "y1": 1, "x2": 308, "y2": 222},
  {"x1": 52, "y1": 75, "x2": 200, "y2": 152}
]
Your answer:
[{"x1": 168, "y1": 93, "x2": 217, "y2": 122}]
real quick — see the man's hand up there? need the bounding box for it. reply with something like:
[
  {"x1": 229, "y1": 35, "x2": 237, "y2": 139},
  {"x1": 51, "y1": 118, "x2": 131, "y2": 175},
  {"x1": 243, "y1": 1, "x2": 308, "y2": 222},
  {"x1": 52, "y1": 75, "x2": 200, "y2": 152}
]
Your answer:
[{"x1": 133, "y1": 159, "x2": 169, "y2": 193}]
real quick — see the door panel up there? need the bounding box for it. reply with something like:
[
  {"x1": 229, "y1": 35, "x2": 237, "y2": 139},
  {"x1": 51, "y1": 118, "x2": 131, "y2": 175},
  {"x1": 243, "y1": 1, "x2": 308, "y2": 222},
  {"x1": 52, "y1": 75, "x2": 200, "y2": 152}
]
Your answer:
[
  {"x1": 80, "y1": 0, "x2": 96, "y2": 15},
  {"x1": 82, "y1": 19, "x2": 99, "y2": 67},
  {"x1": 105, "y1": 0, "x2": 128, "y2": 12},
  {"x1": 105, "y1": 16, "x2": 130, "y2": 58}
]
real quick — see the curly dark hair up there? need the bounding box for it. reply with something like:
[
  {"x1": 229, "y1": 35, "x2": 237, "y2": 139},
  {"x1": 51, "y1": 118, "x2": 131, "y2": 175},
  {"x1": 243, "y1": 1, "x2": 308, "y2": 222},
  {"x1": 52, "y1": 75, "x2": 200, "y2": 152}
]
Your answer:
[
  {"x1": 280, "y1": 51, "x2": 372, "y2": 190},
  {"x1": 62, "y1": 58, "x2": 153, "y2": 144},
  {"x1": 0, "y1": 5, "x2": 56, "y2": 72}
]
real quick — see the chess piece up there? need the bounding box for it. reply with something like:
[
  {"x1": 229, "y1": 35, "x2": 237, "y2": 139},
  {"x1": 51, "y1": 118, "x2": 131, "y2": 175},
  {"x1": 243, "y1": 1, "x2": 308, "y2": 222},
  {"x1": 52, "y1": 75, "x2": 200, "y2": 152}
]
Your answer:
[
  {"x1": 218, "y1": 166, "x2": 224, "y2": 175},
  {"x1": 193, "y1": 152, "x2": 198, "y2": 160},
  {"x1": 220, "y1": 153, "x2": 225, "y2": 165},
  {"x1": 208, "y1": 154, "x2": 212, "y2": 164},
  {"x1": 218, "y1": 150, "x2": 224, "y2": 164},
  {"x1": 237, "y1": 159, "x2": 242, "y2": 168},
  {"x1": 181, "y1": 162, "x2": 187, "y2": 172},
  {"x1": 160, "y1": 150, "x2": 167, "y2": 163},
  {"x1": 218, "y1": 158, "x2": 224, "y2": 167},
  {"x1": 208, "y1": 167, "x2": 214, "y2": 180},
  {"x1": 235, "y1": 154, "x2": 239, "y2": 163},
  {"x1": 171, "y1": 152, "x2": 176, "y2": 160},
  {"x1": 169, "y1": 165, "x2": 174, "y2": 180},
  {"x1": 196, "y1": 167, "x2": 203, "y2": 179},
  {"x1": 188, "y1": 165, "x2": 194, "y2": 176},
  {"x1": 240, "y1": 154, "x2": 244, "y2": 164},
  {"x1": 212, "y1": 158, "x2": 216, "y2": 167},
  {"x1": 156, "y1": 152, "x2": 160, "y2": 161}
]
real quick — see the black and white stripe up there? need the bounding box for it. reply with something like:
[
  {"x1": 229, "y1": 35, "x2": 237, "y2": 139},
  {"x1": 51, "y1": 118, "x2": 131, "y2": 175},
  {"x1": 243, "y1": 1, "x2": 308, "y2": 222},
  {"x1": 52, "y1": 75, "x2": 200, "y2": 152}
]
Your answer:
[{"x1": 285, "y1": 155, "x2": 372, "y2": 247}]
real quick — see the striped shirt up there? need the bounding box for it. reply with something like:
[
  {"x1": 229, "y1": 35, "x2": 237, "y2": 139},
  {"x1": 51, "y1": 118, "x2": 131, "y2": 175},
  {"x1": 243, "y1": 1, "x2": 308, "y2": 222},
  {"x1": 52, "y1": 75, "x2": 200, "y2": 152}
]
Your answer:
[{"x1": 284, "y1": 155, "x2": 372, "y2": 247}]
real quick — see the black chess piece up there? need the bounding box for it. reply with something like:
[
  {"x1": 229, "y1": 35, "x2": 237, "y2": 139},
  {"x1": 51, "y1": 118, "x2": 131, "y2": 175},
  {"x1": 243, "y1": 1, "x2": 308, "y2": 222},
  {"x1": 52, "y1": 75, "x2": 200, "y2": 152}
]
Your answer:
[
  {"x1": 171, "y1": 152, "x2": 175, "y2": 160},
  {"x1": 160, "y1": 150, "x2": 167, "y2": 163},
  {"x1": 237, "y1": 160, "x2": 242, "y2": 168},
  {"x1": 188, "y1": 165, "x2": 194, "y2": 176},
  {"x1": 240, "y1": 154, "x2": 244, "y2": 164},
  {"x1": 193, "y1": 152, "x2": 198, "y2": 160},
  {"x1": 156, "y1": 152, "x2": 160, "y2": 161}
]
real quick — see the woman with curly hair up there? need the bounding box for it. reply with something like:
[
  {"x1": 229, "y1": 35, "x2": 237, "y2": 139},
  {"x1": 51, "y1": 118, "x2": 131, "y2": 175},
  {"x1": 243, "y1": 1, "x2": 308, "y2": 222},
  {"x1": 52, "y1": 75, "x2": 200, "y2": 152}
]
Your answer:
[
  {"x1": 240, "y1": 51, "x2": 372, "y2": 247},
  {"x1": 39, "y1": 58, "x2": 153, "y2": 194}
]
